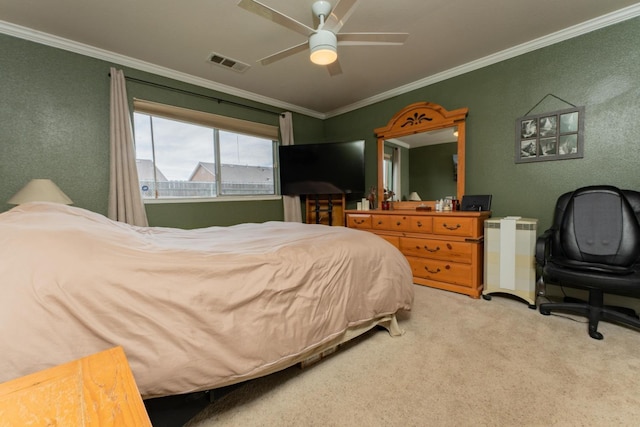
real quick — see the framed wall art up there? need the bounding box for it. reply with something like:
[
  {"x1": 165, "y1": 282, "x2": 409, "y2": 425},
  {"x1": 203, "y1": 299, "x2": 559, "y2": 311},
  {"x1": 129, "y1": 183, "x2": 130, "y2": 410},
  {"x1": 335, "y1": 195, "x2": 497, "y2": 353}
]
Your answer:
[{"x1": 514, "y1": 106, "x2": 584, "y2": 163}]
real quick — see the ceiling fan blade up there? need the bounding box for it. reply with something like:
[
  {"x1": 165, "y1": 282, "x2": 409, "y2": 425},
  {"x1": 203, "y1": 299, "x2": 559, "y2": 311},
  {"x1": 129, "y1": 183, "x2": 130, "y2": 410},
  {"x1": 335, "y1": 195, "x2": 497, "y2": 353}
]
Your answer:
[
  {"x1": 324, "y1": 0, "x2": 359, "y2": 33},
  {"x1": 238, "y1": 0, "x2": 315, "y2": 37},
  {"x1": 327, "y1": 60, "x2": 343, "y2": 77},
  {"x1": 337, "y1": 32, "x2": 409, "y2": 46},
  {"x1": 259, "y1": 41, "x2": 309, "y2": 66}
]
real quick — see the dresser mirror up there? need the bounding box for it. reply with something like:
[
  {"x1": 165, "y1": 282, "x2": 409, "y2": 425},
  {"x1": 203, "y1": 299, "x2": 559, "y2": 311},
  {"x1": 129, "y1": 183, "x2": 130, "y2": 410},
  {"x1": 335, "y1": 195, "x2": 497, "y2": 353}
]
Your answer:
[{"x1": 375, "y1": 102, "x2": 468, "y2": 207}]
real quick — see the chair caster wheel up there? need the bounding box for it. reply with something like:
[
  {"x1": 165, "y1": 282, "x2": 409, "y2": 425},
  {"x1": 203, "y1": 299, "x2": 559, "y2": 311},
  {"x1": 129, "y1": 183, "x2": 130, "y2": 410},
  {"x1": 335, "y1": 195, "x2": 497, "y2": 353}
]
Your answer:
[
  {"x1": 540, "y1": 308, "x2": 551, "y2": 316},
  {"x1": 528, "y1": 304, "x2": 536, "y2": 310},
  {"x1": 589, "y1": 329, "x2": 603, "y2": 340},
  {"x1": 482, "y1": 294, "x2": 492, "y2": 301}
]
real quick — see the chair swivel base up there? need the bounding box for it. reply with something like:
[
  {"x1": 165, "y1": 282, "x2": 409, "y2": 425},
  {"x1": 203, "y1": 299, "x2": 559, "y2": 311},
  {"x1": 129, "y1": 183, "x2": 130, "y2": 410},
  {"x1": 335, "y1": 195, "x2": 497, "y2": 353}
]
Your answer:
[{"x1": 540, "y1": 300, "x2": 640, "y2": 340}]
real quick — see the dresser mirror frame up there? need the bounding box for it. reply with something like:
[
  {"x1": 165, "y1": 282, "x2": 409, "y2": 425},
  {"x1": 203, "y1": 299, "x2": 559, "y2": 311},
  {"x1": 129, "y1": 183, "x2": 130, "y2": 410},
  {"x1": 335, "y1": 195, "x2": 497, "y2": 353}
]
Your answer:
[{"x1": 375, "y1": 102, "x2": 469, "y2": 208}]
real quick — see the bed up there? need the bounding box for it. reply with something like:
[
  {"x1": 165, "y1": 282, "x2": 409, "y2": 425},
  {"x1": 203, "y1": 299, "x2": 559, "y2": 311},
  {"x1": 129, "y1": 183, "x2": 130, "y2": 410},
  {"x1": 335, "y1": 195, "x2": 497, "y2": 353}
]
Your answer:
[{"x1": 0, "y1": 202, "x2": 414, "y2": 399}]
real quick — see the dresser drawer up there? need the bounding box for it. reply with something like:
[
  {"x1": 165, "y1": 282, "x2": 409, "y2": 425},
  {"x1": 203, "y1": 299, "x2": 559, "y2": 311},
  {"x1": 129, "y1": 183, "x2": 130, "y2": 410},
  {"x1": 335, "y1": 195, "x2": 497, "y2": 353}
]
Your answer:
[
  {"x1": 407, "y1": 256, "x2": 473, "y2": 287},
  {"x1": 372, "y1": 214, "x2": 432, "y2": 233},
  {"x1": 372, "y1": 214, "x2": 410, "y2": 232},
  {"x1": 375, "y1": 233, "x2": 400, "y2": 249},
  {"x1": 432, "y1": 217, "x2": 476, "y2": 237},
  {"x1": 400, "y1": 237, "x2": 472, "y2": 263},
  {"x1": 408, "y1": 216, "x2": 432, "y2": 233},
  {"x1": 346, "y1": 214, "x2": 372, "y2": 229}
]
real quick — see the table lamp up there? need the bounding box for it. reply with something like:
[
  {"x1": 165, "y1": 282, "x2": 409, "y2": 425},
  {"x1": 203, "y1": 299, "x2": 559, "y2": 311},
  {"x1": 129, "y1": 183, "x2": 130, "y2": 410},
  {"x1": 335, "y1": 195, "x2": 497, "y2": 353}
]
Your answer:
[
  {"x1": 7, "y1": 179, "x2": 73, "y2": 205},
  {"x1": 408, "y1": 191, "x2": 422, "y2": 201}
]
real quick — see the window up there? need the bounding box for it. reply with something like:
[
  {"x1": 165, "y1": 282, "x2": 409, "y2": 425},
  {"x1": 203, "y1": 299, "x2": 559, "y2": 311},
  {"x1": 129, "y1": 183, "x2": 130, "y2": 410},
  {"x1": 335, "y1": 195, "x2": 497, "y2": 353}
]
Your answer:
[
  {"x1": 383, "y1": 145, "x2": 401, "y2": 201},
  {"x1": 132, "y1": 100, "x2": 279, "y2": 201}
]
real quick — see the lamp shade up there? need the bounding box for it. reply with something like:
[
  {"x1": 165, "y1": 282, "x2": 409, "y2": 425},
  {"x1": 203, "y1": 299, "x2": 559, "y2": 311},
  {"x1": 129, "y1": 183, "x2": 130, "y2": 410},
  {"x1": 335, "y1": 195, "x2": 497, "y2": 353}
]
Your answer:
[
  {"x1": 8, "y1": 179, "x2": 73, "y2": 205},
  {"x1": 408, "y1": 191, "x2": 422, "y2": 201},
  {"x1": 309, "y1": 30, "x2": 337, "y2": 65}
]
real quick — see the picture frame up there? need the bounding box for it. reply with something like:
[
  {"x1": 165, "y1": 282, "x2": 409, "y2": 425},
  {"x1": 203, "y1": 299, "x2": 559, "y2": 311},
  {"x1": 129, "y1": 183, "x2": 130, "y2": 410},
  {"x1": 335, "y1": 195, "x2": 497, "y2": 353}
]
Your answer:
[{"x1": 514, "y1": 106, "x2": 584, "y2": 163}]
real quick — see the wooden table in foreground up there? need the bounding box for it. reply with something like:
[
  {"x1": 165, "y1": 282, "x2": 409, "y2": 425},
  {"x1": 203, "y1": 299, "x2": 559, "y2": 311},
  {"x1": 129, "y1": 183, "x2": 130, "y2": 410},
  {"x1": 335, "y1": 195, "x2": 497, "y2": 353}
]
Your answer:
[
  {"x1": 0, "y1": 346, "x2": 151, "y2": 426},
  {"x1": 346, "y1": 208, "x2": 491, "y2": 298}
]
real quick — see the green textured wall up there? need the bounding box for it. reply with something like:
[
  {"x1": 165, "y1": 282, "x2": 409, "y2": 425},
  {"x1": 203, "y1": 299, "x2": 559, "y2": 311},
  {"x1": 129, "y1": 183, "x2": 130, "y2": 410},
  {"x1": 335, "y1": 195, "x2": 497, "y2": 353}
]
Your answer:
[
  {"x1": 325, "y1": 17, "x2": 640, "y2": 232},
  {"x1": 2, "y1": 17, "x2": 640, "y2": 232},
  {"x1": 144, "y1": 199, "x2": 285, "y2": 228},
  {"x1": 410, "y1": 142, "x2": 457, "y2": 201},
  {"x1": 1, "y1": 36, "x2": 111, "y2": 215}
]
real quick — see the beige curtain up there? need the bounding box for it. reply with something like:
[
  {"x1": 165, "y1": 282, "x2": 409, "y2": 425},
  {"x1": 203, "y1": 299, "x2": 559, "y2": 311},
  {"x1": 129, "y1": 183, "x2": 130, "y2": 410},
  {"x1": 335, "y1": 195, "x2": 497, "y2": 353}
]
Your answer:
[
  {"x1": 279, "y1": 112, "x2": 302, "y2": 222},
  {"x1": 108, "y1": 68, "x2": 149, "y2": 226}
]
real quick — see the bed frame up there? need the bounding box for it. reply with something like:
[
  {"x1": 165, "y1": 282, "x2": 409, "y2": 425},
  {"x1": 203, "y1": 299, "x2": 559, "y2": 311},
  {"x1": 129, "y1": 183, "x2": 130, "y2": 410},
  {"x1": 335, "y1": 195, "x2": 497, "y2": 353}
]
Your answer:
[{"x1": 145, "y1": 314, "x2": 404, "y2": 426}]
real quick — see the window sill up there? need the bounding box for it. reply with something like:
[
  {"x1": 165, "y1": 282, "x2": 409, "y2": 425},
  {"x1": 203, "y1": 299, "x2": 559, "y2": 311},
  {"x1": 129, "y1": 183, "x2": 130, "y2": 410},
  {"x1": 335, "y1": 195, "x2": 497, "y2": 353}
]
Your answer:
[{"x1": 143, "y1": 195, "x2": 282, "y2": 204}]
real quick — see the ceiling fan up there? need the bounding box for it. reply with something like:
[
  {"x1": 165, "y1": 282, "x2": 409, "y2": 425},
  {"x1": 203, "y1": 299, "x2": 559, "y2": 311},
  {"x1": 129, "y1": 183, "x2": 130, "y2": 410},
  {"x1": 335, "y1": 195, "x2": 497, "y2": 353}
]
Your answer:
[{"x1": 237, "y1": 0, "x2": 409, "y2": 76}]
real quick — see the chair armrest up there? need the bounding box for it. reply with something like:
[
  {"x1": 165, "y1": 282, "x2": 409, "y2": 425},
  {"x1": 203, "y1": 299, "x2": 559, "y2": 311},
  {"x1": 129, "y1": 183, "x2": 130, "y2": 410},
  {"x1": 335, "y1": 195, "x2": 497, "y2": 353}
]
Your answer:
[{"x1": 535, "y1": 229, "x2": 554, "y2": 267}]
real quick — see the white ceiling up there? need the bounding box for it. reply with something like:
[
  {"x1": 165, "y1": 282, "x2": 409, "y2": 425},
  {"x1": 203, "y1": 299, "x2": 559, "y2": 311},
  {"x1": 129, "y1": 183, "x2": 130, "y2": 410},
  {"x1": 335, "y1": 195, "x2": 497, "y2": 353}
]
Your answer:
[{"x1": 1, "y1": 0, "x2": 639, "y2": 118}]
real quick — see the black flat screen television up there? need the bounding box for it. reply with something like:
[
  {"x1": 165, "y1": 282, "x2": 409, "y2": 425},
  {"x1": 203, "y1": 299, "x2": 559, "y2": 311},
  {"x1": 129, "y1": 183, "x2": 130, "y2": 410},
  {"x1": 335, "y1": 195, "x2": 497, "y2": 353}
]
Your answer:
[{"x1": 279, "y1": 140, "x2": 365, "y2": 196}]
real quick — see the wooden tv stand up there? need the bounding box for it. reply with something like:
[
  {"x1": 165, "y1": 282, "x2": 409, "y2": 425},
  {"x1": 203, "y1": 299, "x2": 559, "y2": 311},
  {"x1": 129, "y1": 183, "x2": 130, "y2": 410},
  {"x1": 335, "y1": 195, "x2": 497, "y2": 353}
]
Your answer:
[
  {"x1": 305, "y1": 194, "x2": 346, "y2": 226},
  {"x1": 346, "y1": 208, "x2": 490, "y2": 298}
]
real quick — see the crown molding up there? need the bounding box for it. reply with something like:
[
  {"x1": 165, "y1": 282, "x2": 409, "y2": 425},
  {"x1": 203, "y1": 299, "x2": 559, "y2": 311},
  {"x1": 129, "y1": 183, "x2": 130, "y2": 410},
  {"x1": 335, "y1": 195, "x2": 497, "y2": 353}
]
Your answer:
[
  {"x1": 0, "y1": 20, "x2": 325, "y2": 119},
  {"x1": 2, "y1": 3, "x2": 640, "y2": 121}
]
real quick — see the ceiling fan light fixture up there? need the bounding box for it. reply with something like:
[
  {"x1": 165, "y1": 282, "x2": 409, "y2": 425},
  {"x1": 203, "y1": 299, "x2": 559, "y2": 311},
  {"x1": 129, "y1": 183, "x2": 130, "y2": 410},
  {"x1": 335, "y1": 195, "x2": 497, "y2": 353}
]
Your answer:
[{"x1": 309, "y1": 30, "x2": 337, "y2": 65}]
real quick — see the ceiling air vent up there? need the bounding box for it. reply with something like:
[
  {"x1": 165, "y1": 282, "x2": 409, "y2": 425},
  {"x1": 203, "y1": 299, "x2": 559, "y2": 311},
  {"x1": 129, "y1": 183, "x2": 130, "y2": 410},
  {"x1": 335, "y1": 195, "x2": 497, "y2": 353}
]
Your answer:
[{"x1": 208, "y1": 52, "x2": 250, "y2": 73}]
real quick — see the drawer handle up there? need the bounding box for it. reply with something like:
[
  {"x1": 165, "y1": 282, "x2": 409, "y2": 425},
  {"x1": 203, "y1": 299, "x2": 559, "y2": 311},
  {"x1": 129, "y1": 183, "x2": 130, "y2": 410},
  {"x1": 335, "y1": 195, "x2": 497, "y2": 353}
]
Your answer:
[
  {"x1": 354, "y1": 219, "x2": 365, "y2": 224},
  {"x1": 424, "y1": 266, "x2": 441, "y2": 274},
  {"x1": 378, "y1": 221, "x2": 383, "y2": 225},
  {"x1": 442, "y1": 223, "x2": 461, "y2": 230},
  {"x1": 416, "y1": 221, "x2": 423, "y2": 227},
  {"x1": 423, "y1": 245, "x2": 440, "y2": 252},
  {"x1": 396, "y1": 221, "x2": 402, "y2": 226}
]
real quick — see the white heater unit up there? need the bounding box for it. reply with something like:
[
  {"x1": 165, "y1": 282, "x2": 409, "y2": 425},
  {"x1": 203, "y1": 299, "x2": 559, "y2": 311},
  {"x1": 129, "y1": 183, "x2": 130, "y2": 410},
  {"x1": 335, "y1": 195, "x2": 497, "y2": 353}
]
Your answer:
[{"x1": 483, "y1": 217, "x2": 538, "y2": 308}]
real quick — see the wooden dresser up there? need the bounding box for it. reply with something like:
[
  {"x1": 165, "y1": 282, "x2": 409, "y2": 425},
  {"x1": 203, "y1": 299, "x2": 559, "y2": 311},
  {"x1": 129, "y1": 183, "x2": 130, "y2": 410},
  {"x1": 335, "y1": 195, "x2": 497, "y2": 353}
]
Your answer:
[{"x1": 346, "y1": 209, "x2": 491, "y2": 298}]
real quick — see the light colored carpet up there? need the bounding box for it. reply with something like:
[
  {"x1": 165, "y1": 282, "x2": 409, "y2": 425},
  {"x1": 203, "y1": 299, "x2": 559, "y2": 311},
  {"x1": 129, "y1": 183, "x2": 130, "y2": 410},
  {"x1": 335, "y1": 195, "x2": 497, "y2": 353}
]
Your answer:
[{"x1": 186, "y1": 285, "x2": 640, "y2": 427}]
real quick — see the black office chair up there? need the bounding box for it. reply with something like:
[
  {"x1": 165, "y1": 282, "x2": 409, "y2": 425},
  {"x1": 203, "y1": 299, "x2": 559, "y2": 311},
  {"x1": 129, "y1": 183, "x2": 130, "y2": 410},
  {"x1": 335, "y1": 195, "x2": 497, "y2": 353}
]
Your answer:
[{"x1": 536, "y1": 185, "x2": 640, "y2": 339}]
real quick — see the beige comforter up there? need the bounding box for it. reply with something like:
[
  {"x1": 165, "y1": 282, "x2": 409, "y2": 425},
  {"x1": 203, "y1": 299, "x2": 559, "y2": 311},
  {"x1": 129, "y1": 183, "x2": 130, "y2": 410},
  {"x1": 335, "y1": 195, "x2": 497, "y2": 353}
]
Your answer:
[{"x1": 0, "y1": 202, "x2": 413, "y2": 398}]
